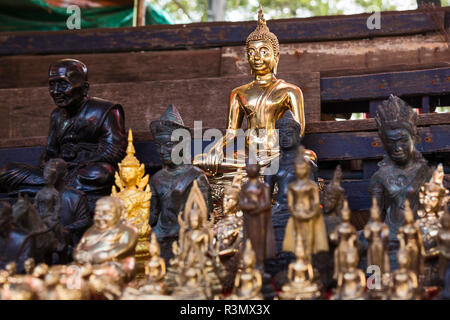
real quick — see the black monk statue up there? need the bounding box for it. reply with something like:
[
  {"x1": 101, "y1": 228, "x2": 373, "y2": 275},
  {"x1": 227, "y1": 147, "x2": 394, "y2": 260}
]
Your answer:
[
  {"x1": 149, "y1": 105, "x2": 212, "y2": 262},
  {"x1": 0, "y1": 59, "x2": 127, "y2": 196}
]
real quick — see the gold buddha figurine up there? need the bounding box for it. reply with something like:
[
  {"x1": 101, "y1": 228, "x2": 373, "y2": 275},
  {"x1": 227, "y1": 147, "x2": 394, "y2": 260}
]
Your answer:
[
  {"x1": 213, "y1": 169, "x2": 244, "y2": 257},
  {"x1": 73, "y1": 196, "x2": 138, "y2": 281},
  {"x1": 389, "y1": 247, "x2": 420, "y2": 300},
  {"x1": 282, "y1": 146, "x2": 328, "y2": 259},
  {"x1": 330, "y1": 200, "x2": 357, "y2": 280},
  {"x1": 396, "y1": 200, "x2": 425, "y2": 281},
  {"x1": 139, "y1": 233, "x2": 168, "y2": 295},
  {"x1": 112, "y1": 129, "x2": 152, "y2": 277},
  {"x1": 227, "y1": 240, "x2": 263, "y2": 300},
  {"x1": 333, "y1": 245, "x2": 367, "y2": 300},
  {"x1": 417, "y1": 164, "x2": 448, "y2": 258},
  {"x1": 172, "y1": 253, "x2": 211, "y2": 300},
  {"x1": 279, "y1": 233, "x2": 322, "y2": 300},
  {"x1": 364, "y1": 197, "x2": 390, "y2": 297},
  {"x1": 193, "y1": 5, "x2": 316, "y2": 176}
]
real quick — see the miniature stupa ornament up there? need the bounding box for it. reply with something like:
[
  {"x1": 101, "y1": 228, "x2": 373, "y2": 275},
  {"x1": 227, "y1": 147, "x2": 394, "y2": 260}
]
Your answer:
[{"x1": 112, "y1": 129, "x2": 152, "y2": 278}]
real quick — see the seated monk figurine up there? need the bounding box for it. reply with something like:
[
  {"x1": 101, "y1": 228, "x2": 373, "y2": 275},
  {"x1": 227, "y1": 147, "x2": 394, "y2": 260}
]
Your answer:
[
  {"x1": 370, "y1": 95, "x2": 432, "y2": 268},
  {"x1": 0, "y1": 59, "x2": 127, "y2": 195},
  {"x1": 0, "y1": 202, "x2": 31, "y2": 273},
  {"x1": 193, "y1": 5, "x2": 316, "y2": 176},
  {"x1": 149, "y1": 105, "x2": 211, "y2": 262},
  {"x1": 73, "y1": 196, "x2": 137, "y2": 265}
]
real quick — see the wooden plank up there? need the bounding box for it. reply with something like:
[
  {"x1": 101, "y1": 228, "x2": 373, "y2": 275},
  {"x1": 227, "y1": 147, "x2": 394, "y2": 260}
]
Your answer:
[
  {"x1": 321, "y1": 67, "x2": 450, "y2": 102},
  {"x1": 0, "y1": 9, "x2": 445, "y2": 56},
  {"x1": 303, "y1": 124, "x2": 450, "y2": 161},
  {"x1": 0, "y1": 49, "x2": 222, "y2": 89},
  {"x1": 306, "y1": 112, "x2": 450, "y2": 134},
  {"x1": 0, "y1": 72, "x2": 320, "y2": 143},
  {"x1": 221, "y1": 34, "x2": 450, "y2": 77}
]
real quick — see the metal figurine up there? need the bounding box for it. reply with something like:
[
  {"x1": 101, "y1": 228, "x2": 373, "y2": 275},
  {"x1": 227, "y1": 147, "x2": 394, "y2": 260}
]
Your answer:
[
  {"x1": 417, "y1": 164, "x2": 448, "y2": 258},
  {"x1": 437, "y1": 206, "x2": 450, "y2": 299},
  {"x1": 330, "y1": 200, "x2": 356, "y2": 280},
  {"x1": 333, "y1": 245, "x2": 367, "y2": 300},
  {"x1": 364, "y1": 198, "x2": 390, "y2": 277},
  {"x1": 396, "y1": 200, "x2": 425, "y2": 281},
  {"x1": 149, "y1": 104, "x2": 212, "y2": 262},
  {"x1": 283, "y1": 146, "x2": 328, "y2": 260},
  {"x1": 279, "y1": 233, "x2": 322, "y2": 300},
  {"x1": 321, "y1": 165, "x2": 345, "y2": 235},
  {"x1": 370, "y1": 95, "x2": 432, "y2": 249},
  {"x1": 193, "y1": 5, "x2": 316, "y2": 176},
  {"x1": 112, "y1": 129, "x2": 152, "y2": 277},
  {"x1": 265, "y1": 112, "x2": 318, "y2": 253},
  {"x1": 389, "y1": 247, "x2": 420, "y2": 300},
  {"x1": 227, "y1": 240, "x2": 263, "y2": 300},
  {"x1": 73, "y1": 196, "x2": 137, "y2": 267},
  {"x1": 239, "y1": 163, "x2": 276, "y2": 272},
  {"x1": 0, "y1": 59, "x2": 127, "y2": 195}
]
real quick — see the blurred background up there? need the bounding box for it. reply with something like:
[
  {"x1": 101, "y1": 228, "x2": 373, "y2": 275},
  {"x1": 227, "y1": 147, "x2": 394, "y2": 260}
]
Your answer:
[{"x1": 0, "y1": 0, "x2": 448, "y2": 32}]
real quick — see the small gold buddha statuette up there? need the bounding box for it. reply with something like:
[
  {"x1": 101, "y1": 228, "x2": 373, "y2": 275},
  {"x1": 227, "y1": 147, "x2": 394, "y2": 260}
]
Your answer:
[
  {"x1": 112, "y1": 129, "x2": 152, "y2": 278},
  {"x1": 389, "y1": 247, "x2": 420, "y2": 300},
  {"x1": 227, "y1": 240, "x2": 263, "y2": 300},
  {"x1": 279, "y1": 233, "x2": 323, "y2": 300}
]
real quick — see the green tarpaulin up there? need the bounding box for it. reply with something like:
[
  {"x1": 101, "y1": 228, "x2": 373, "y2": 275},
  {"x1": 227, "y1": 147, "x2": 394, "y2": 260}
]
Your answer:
[{"x1": 0, "y1": 0, "x2": 172, "y2": 32}]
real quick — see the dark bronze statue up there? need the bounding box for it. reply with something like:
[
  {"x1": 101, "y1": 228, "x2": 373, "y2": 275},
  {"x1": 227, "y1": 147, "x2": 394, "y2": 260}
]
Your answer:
[
  {"x1": 370, "y1": 95, "x2": 432, "y2": 268},
  {"x1": 0, "y1": 58, "x2": 127, "y2": 195},
  {"x1": 149, "y1": 105, "x2": 212, "y2": 262},
  {"x1": 0, "y1": 202, "x2": 31, "y2": 273},
  {"x1": 321, "y1": 165, "x2": 345, "y2": 235},
  {"x1": 239, "y1": 163, "x2": 276, "y2": 272},
  {"x1": 264, "y1": 111, "x2": 317, "y2": 253}
]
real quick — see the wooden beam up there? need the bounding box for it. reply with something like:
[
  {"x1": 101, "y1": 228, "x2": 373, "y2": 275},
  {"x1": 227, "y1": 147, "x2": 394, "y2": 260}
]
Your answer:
[{"x1": 0, "y1": 9, "x2": 446, "y2": 56}]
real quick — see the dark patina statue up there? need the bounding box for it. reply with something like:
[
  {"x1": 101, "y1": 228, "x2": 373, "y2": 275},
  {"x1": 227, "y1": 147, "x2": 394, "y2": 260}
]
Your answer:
[
  {"x1": 321, "y1": 165, "x2": 345, "y2": 235},
  {"x1": 149, "y1": 105, "x2": 212, "y2": 262},
  {"x1": 0, "y1": 59, "x2": 127, "y2": 196},
  {"x1": 0, "y1": 202, "x2": 31, "y2": 273},
  {"x1": 369, "y1": 95, "x2": 432, "y2": 268},
  {"x1": 264, "y1": 111, "x2": 317, "y2": 253},
  {"x1": 240, "y1": 163, "x2": 276, "y2": 272}
]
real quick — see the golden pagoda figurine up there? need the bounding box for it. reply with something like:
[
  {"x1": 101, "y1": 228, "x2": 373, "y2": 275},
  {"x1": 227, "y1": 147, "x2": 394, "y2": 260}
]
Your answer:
[
  {"x1": 112, "y1": 129, "x2": 152, "y2": 277},
  {"x1": 227, "y1": 240, "x2": 263, "y2": 300},
  {"x1": 279, "y1": 233, "x2": 323, "y2": 300}
]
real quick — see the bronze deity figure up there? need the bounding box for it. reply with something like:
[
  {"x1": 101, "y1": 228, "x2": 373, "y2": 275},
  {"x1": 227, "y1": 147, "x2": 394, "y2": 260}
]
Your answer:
[
  {"x1": 0, "y1": 59, "x2": 127, "y2": 196},
  {"x1": 149, "y1": 104, "x2": 212, "y2": 262}
]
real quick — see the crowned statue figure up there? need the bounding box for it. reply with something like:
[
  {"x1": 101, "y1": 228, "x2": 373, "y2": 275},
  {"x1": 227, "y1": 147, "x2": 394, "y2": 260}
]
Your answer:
[{"x1": 112, "y1": 129, "x2": 152, "y2": 278}]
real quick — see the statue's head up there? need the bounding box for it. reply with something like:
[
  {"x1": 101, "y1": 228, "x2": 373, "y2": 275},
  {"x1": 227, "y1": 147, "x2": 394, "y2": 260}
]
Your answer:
[
  {"x1": 150, "y1": 105, "x2": 188, "y2": 166},
  {"x1": 43, "y1": 159, "x2": 59, "y2": 186},
  {"x1": 48, "y1": 59, "x2": 89, "y2": 110},
  {"x1": 242, "y1": 239, "x2": 256, "y2": 269},
  {"x1": 24, "y1": 258, "x2": 35, "y2": 275},
  {"x1": 118, "y1": 130, "x2": 143, "y2": 186},
  {"x1": 246, "y1": 5, "x2": 280, "y2": 76},
  {"x1": 294, "y1": 146, "x2": 310, "y2": 179},
  {"x1": 341, "y1": 200, "x2": 351, "y2": 222},
  {"x1": 223, "y1": 169, "x2": 243, "y2": 214},
  {"x1": 246, "y1": 163, "x2": 260, "y2": 178},
  {"x1": 189, "y1": 205, "x2": 202, "y2": 230},
  {"x1": 32, "y1": 263, "x2": 49, "y2": 278},
  {"x1": 419, "y1": 164, "x2": 448, "y2": 216},
  {"x1": 46, "y1": 158, "x2": 68, "y2": 186},
  {"x1": 275, "y1": 111, "x2": 302, "y2": 150},
  {"x1": 0, "y1": 201, "x2": 13, "y2": 238},
  {"x1": 397, "y1": 247, "x2": 410, "y2": 269},
  {"x1": 375, "y1": 95, "x2": 419, "y2": 166},
  {"x1": 94, "y1": 196, "x2": 123, "y2": 231},
  {"x1": 370, "y1": 198, "x2": 381, "y2": 222},
  {"x1": 148, "y1": 233, "x2": 161, "y2": 258}
]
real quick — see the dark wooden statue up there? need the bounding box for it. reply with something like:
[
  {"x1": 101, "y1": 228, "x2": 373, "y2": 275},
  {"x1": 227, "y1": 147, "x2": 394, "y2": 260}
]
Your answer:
[
  {"x1": 264, "y1": 111, "x2": 317, "y2": 253},
  {"x1": 149, "y1": 105, "x2": 212, "y2": 262},
  {"x1": 0, "y1": 59, "x2": 127, "y2": 196},
  {"x1": 369, "y1": 95, "x2": 432, "y2": 269},
  {"x1": 240, "y1": 163, "x2": 276, "y2": 272},
  {"x1": 321, "y1": 165, "x2": 345, "y2": 235}
]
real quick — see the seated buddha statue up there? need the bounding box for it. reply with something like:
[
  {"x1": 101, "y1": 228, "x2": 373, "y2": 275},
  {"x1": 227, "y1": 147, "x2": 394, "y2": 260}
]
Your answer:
[
  {"x1": 112, "y1": 129, "x2": 152, "y2": 277},
  {"x1": 73, "y1": 196, "x2": 138, "y2": 267},
  {"x1": 193, "y1": 6, "x2": 316, "y2": 176},
  {"x1": 0, "y1": 59, "x2": 127, "y2": 196}
]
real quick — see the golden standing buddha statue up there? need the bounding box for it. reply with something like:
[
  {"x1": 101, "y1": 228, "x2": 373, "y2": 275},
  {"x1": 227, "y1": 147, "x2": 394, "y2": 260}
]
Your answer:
[
  {"x1": 193, "y1": 5, "x2": 316, "y2": 176},
  {"x1": 227, "y1": 240, "x2": 263, "y2": 300},
  {"x1": 279, "y1": 233, "x2": 322, "y2": 300},
  {"x1": 389, "y1": 247, "x2": 420, "y2": 300},
  {"x1": 112, "y1": 129, "x2": 152, "y2": 277}
]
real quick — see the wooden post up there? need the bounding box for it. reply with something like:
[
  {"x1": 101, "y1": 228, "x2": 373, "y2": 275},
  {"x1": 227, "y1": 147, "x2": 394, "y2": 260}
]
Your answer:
[{"x1": 133, "y1": 0, "x2": 146, "y2": 27}]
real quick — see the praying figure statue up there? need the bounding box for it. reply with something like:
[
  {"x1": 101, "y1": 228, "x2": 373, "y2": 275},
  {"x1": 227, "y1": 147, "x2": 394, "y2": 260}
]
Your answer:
[
  {"x1": 149, "y1": 105, "x2": 211, "y2": 262},
  {"x1": 112, "y1": 129, "x2": 152, "y2": 277},
  {"x1": 283, "y1": 146, "x2": 328, "y2": 259},
  {"x1": 369, "y1": 95, "x2": 432, "y2": 265},
  {"x1": 239, "y1": 163, "x2": 276, "y2": 272},
  {"x1": 0, "y1": 59, "x2": 127, "y2": 196},
  {"x1": 193, "y1": 5, "x2": 316, "y2": 176}
]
